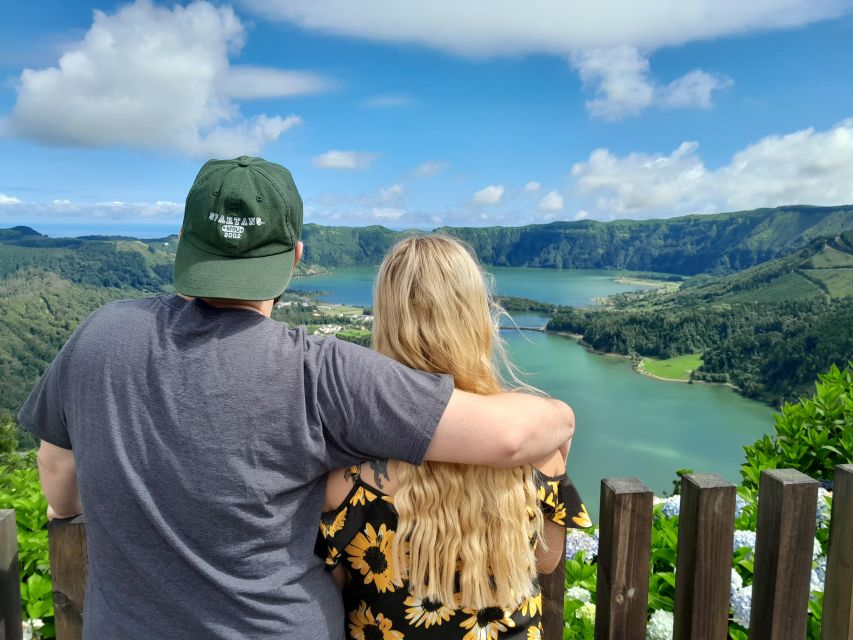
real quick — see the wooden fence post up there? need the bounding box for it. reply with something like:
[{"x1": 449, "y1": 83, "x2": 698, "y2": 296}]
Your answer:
[
  {"x1": 48, "y1": 515, "x2": 87, "y2": 640},
  {"x1": 673, "y1": 473, "x2": 736, "y2": 639},
  {"x1": 749, "y1": 469, "x2": 818, "y2": 640},
  {"x1": 539, "y1": 532, "x2": 566, "y2": 640},
  {"x1": 822, "y1": 464, "x2": 853, "y2": 639},
  {"x1": 595, "y1": 477, "x2": 653, "y2": 640},
  {"x1": 1, "y1": 510, "x2": 23, "y2": 640}
]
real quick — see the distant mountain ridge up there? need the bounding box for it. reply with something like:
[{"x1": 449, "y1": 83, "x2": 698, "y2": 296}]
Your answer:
[
  {"x1": 301, "y1": 204, "x2": 853, "y2": 275},
  {"x1": 6, "y1": 204, "x2": 853, "y2": 277}
]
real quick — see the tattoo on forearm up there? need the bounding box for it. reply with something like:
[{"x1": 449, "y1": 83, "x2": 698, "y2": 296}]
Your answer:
[{"x1": 369, "y1": 459, "x2": 389, "y2": 489}]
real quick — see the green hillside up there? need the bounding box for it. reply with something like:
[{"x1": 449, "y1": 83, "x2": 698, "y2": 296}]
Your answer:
[
  {"x1": 675, "y1": 231, "x2": 853, "y2": 304},
  {"x1": 299, "y1": 204, "x2": 853, "y2": 275},
  {"x1": 547, "y1": 233, "x2": 853, "y2": 404},
  {"x1": 0, "y1": 271, "x2": 133, "y2": 415}
]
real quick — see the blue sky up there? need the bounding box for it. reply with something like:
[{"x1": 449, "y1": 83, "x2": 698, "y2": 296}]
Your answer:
[{"x1": 1, "y1": 0, "x2": 852, "y2": 236}]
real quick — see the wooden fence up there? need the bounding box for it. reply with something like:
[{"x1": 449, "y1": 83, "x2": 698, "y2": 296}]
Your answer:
[{"x1": 1, "y1": 465, "x2": 851, "y2": 640}]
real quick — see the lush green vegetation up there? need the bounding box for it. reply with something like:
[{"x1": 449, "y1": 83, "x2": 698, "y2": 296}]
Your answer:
[
  {"x1": 497, "y1": 295, "x2": 557, "y2": 313},
  {"x1": 298, "y1": 205, "x2": 853, "y2": 274},
  {"x1": 549, "y1": 235, "x2": 853, "y2": 404},
  {"x1": 0, "y1": 271, "x2": 134, "y2": 416},
  {"x1": 0, "y1": 416, "x2": 54, "y2": 638},
  {"x1": 562, "y1": 362, "x2": 849, "y2": 638},
  {"x1": 741, "y1": 362, "x2": 852, "y2": 489}
]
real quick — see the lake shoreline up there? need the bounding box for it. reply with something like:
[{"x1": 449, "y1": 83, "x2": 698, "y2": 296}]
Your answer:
[{"x1": 547, "y1": 329, "x2": 743, "y2": 393}]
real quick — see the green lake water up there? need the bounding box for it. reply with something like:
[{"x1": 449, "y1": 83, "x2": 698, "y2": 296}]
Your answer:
[{"x1": 290, "y1": 267, "x2": 775, "y2": 518}]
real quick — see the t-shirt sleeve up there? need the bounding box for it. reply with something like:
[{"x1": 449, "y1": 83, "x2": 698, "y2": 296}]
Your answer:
[
  {"x1": 17, "y1": 341, "x2": 73, "y2": 450},
  {"x1": 309, "y1": 337, "x2": 454, "y2": 467}
]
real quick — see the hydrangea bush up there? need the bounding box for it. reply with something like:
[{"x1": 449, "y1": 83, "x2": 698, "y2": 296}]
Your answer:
[
  {"x1": 0, "y1": 419, "x2": 54, "y2": 639},
  {"x1": 561, "y1": 362, "x2": 850, "y2": 639},
  {"x1": 561, "y1": 489, "x2": 833, "y2": 639}
]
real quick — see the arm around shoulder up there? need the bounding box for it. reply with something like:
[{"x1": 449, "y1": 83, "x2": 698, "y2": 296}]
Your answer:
[{"x1": 423, "y1": 389, "x2": 574, "y2": 467}]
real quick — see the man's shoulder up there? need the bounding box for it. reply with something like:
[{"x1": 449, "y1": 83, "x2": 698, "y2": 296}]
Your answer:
[{"x1": 85, "y1": 295, "x2": 164, "y2": 324}]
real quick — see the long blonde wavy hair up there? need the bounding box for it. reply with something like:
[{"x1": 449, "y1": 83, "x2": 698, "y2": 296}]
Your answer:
[{"x1": 372, "y1": 234, "x2": 544, "y2": 610}]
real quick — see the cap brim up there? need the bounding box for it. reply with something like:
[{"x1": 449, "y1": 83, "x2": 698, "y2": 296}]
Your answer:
[{"x1": 174, "y1": 238, "x2": 295, "y2": 301}]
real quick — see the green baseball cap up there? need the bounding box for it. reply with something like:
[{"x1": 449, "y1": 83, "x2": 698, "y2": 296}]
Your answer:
[{"x1": 174, "y1": 156, "x2": 303, "y2": 300}]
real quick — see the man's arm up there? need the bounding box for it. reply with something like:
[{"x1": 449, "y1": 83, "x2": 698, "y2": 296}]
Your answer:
[
  {"x1": 37, "y1": 441, "x2": 82, "y2": 519},
  {"x1": 423, "y1": 389, "x2": 574, "y2": 467}
]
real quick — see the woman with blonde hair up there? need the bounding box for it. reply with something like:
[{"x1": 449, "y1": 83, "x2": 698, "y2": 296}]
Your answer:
[{"x1": 317, "y1": 234, "x2": 590, "y2": 640}]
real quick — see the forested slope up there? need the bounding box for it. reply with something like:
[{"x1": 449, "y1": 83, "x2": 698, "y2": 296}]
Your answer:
[
  {"x1": 297, "y1": 205, "x2": 853, "y2": 274},
  {"x1": 548, "y1": 234, "x2": 853, "y2": 404}
]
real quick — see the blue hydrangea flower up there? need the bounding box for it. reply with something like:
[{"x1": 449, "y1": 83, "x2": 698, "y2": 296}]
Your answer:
[
  {"x1": 565, "y1": 527, "x2": 599, "y2": 563},
  {"x1": 816, "y1": 488, "x2": 832, "y2": 528},
  {"x1": 810, "y1": 556, "x2": 827, "y2": 594},
  {"x1": 730, "y1": 585, "x2": 752, "y2": 628},
  {"x1": 734, "y1": 494, "x2": 749, "y2": 519},
  {"x1": 661, "y1": 495, "x2": 680, "y2": 518},
  {"x1": 732, "y1": 529, "x2": 757, "y2": 556}
]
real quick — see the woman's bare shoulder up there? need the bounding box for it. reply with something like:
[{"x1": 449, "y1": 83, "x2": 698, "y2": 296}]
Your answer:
[
  {"x1": 358, "y1": 459, "x2": 403, "y2": 495},
  {"x1": 323, "y1": 460, "x2": 404, "y2": 511}
]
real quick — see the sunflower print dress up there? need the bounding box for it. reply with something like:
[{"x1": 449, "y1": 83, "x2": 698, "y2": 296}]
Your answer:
[{"x1": 316, "y1": 464, "x2": 591, "y2": 640}]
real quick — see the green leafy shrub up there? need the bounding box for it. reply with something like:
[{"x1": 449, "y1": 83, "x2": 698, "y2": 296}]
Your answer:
[
  {"x1": 0, "y1": 420, "x2": 55, "y2": 638},
  {"x1": 741, "y1": 361, "x2": 853, "y2": 489}
]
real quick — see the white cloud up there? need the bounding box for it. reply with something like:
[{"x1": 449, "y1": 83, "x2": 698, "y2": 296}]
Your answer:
[
  {"x1": 4, "y1": 0, "x2": 328, "y2": 157},
  {"x1": 242, "y1": 1, "x2": 826, "y2": 118},
  {"x1": 412, "y1": 161, "x2": 450, "y2": 177},
  {"x1": 222, "y1": 66, "x2": 334, "y2": 99},
  {"x1": 241, "y1": 1, "x2": 847, "y2": 56},
  {"x1": 524, "y1": 181, "x2": 541, "y2": 192},
  {"x1": 0, "y1": 193, "x2": 23, "y2": 205},
  {"x1": 0, "y1": 197, "x2": 184, "y2": 220},
  {"x1": 363, "y1": 94, "x2": 413, "y2": 107},
  {"x1": 372, "y1": 207, "x2": 406, "y2": 220},
  {"x1": 660, "y1": 70, "x2": 733, "y2": 109},
  {"x1": 379, "y1": 184, "x2": 405, "y2": 202},
  {"x1": 474, "y1": 184, "x2": 504, "y2": 204},
  {"x1": 570, "y1": 46, "x2": 731, "y2": 119},
  {"x1": 312, "y1": 150, "x2": 379, "y2": 170},
  {"x1": 573, "y1": 210, "x2": 590, "y2": 221},
  {"x1": 538, "y1": 190, "x2": 564, "y2": 212},
  {"x1": 570, "y1": 119, "x2": 853, "y2": 217}
]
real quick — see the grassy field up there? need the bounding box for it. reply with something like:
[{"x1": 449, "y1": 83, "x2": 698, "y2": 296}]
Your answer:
[
  {"x1": 336, "y1": 328, "x2": 371, "y2": 339},
  {"x1": 639, "y1": 354, "x2": 703, "y2": 381}
]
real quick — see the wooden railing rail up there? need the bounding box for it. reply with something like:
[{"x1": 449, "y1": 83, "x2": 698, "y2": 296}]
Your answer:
[
  {"x1": 595, "y1": 477, "x2": 653, "y2": 639},
  {"x1": 3, "y1": 466, "x2": 852, "y2": 640},
  {"x1": 1, "y1": 509, "x2": 23, "y2": 640},
  {"x1": 822, "y1": 463, "x2": 853, "y2": 639},
  {"x1": 673, "y1": 473, "x2": 737, "y2": 639}
]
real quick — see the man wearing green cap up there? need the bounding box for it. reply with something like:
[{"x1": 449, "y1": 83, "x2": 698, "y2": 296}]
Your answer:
[{"x1": 19, "y1": 156, "x2": 574, "y2": 640}]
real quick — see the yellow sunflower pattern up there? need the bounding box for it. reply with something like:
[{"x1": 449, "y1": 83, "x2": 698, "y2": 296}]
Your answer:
[
  {"x1": 351, "y1": 485, "x2": 378, "y2": 507},
  {"x1": 516, "y1": 593, "x2": 542, "y2": 617},
  {"x1": 346, "y1": 522, "x2": 398, "y2": 593},
  {"x1": 459, "y1": 607, "x2": 516, "y2": 640},
  {"x1": 572, "y1": 504, "x2": 593, "y2": 528},
  {"x1": 404, "y1": 595, "x2": 455, "y2": 628},
  {"x1": 320, "y1": 506, "x2": 348, "y2": 537},
  {"x1": 318, "y1": 461, "x2": 591, "y2": 639},
  {"x1": 349, "y1": 601, "x2": 405, "y2": 640},
  {"x1": 535, "y1": 471, "x2": 591, "y2": 530}
]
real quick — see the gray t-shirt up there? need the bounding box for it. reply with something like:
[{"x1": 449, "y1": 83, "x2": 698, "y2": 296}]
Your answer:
[{"x1": 18, "y1": 295, "x2": 453, "y2": 640}]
